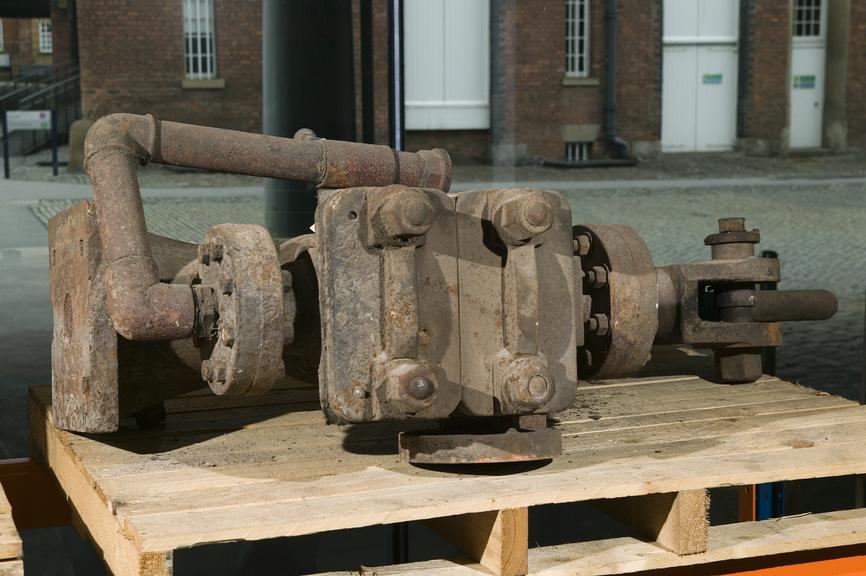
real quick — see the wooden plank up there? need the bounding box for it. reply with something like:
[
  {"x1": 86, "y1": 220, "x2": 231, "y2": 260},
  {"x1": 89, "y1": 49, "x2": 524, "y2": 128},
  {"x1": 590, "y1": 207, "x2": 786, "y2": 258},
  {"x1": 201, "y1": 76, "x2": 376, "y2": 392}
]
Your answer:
[
  {"x1": 30, "y1": 376, "x2": 866, "y2": 561},
  {"x1": 531, "y1": 508, "x2": 866, "y2": 575},
  {"x1": 29, "y1": 388, "x2": 172, "y2": 576},
  {"x1": 426, "y1": 508, "x2": 528, "y2": 576},
  {"x1": 595, "y1": 490, "x2": 709, "y2": 555},
  {"x1": 0, "y1": 485, "x2": 20, "y2": 564},
  {"x1": 0, "y1": 560, "x2": 24, "y2": 576},
  {"x1": 318, "y1": 508, "x2": 866, "y2": 575}
]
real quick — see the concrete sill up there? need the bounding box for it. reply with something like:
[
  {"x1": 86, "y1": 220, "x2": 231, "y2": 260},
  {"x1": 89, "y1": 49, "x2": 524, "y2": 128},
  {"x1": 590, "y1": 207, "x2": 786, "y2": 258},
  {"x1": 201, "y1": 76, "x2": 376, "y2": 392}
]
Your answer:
[
  {"x1": 562, "y1": 76, "x2": 600, "y2": 87},
  {"x1": 182, "y1": 78, "x2": 226, "y2": 90}
]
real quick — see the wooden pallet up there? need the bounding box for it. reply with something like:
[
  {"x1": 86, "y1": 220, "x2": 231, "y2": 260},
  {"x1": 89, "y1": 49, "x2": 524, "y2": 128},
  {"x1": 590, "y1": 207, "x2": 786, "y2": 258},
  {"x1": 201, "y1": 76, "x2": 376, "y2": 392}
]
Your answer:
[
  {"x1": 0, "y1": 485, "x2": 23, "y2": 576},
  {"x1": 28, "y1": 359, "x2": 866, "y2": 576}
]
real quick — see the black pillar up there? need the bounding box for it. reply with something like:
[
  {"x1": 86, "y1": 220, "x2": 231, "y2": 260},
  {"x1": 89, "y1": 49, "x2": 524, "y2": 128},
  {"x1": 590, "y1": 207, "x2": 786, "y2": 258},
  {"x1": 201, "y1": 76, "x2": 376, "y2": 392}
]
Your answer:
[{"x1": 263, "y1": 0, "x2": 356, "y2": 238}]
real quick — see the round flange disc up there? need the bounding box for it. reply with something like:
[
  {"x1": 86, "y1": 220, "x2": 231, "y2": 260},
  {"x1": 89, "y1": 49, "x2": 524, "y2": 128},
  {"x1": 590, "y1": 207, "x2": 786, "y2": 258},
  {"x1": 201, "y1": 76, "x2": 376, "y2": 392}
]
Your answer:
[
  {"x1": 575, "y1": 224, "x2": 657, "y2": 380},
  {"x1": 398, "y1": 428, "x2": 562, "y2": 464},
  {"x1": 198, "y1": 224, "x2": 285, "y2": 395}
]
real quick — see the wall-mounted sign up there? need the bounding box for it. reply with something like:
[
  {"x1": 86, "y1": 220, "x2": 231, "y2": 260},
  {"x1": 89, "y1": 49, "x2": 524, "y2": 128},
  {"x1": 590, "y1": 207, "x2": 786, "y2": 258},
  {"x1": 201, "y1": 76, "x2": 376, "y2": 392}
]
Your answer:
[
  {"x1": 702, "y1": 73, "x2": 723, "y2": 85},
  {"x1": 794, "y1": 75, "x2": 816, "y2": 89},
  {"x1": 6, "y1": 110, "x2": 52, "y2": 131}
]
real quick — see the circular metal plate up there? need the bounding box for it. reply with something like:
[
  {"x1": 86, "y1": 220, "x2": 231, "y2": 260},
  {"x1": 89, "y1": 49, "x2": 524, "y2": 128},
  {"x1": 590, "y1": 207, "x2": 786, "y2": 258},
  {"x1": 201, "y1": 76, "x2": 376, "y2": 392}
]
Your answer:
[
  {"x1": 198, "y1": 224, "x2": 285, "y2": 395},
  {"x1": 398, "y1": 428, "x2": 562, "y2": 464},
  {"x1": 575, "y1": 224, "x2": 657, "y2": 380}
]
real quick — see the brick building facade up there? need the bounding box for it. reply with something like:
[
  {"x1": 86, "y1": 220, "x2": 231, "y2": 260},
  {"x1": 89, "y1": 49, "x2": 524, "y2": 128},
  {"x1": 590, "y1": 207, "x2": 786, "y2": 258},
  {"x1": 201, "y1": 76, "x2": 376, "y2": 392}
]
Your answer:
[
  {"x1": 65, "y1": 0, "x2": 866, "y2": 163},
  {"x1": 73, "y1": 0, "x2": 261, "y2": 133},
  {"x1": 0, "y1": 17, "x2": 55, "y2": 76}
]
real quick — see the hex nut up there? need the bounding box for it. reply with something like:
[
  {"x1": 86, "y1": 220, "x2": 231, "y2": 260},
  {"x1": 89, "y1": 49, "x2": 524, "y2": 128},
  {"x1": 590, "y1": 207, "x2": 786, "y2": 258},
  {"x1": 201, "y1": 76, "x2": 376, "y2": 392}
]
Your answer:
[
  {"x1": 574, "y1": 233, "x2": 592, "y2": 256},
  {"x1": 501, "y1": 356, "x2": 554, "y2": 411},
  {"x1": 493, "y1": 191, "x2": 553, "y2": 244},
  {"x1": 373, "y1": 188, "x2": 435, "y2": 240}
]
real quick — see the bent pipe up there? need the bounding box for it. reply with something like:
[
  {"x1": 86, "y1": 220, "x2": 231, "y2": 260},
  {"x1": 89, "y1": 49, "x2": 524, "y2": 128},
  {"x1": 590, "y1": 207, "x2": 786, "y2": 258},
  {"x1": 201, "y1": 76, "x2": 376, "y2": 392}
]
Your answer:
[{"x1": 84, "y1": 113, "x2": 452, "y2": 341}]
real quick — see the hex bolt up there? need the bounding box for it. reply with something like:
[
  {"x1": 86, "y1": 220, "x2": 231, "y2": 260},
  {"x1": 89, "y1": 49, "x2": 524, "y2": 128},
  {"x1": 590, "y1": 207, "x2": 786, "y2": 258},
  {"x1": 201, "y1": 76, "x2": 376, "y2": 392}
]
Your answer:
[
  {"x1": 588, "y1": 313, "x2": 610, "y2": 336},
  {"x1": 402, "y1": 197, "x2": 431, "y2": 228},
  {"x1": 584, "y1": 265, "x2": 609, "y2": 289},
  {"x1": 718, "y1": 217, "x2": 746, "y2": 232},
  {"x1": 528, "y1": 374, "x2": 549, "y2": 398},
  {"x1": 522, "y1": 199, "x2": 553, "y2": 229},
  {"x1": 573, "y1": 234, "x2": 592, "y2": 256},
  {"x1": 202, "y1": 360, "x2": 213, "y2": 382},
  {"x1": 407, "y1": 376, "x2": 435, "y2": 400},
  {"x1": 220, "y1": 321, "x2": 235, "y2": 347}
]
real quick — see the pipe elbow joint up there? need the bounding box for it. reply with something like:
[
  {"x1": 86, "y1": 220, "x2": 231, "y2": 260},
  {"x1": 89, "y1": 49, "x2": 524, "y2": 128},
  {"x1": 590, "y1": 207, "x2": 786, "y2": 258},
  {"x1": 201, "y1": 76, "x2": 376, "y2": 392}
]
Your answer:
[
  {"x1": 84, "y1": 113, "x2": 158, "y2": 173},
  {"x1": 105, "y1": 257, "x2": 195, "y2": 341}
]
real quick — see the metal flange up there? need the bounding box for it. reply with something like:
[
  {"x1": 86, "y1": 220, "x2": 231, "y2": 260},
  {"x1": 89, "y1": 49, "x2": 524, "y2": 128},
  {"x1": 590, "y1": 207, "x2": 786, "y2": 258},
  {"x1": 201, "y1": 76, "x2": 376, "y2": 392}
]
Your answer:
[
  {"x1": 197, "y1": 224, "x2": 285, "y2": 395},
  {"x1": 574, "y1": 224, "x2": 658, "y2": 380}
]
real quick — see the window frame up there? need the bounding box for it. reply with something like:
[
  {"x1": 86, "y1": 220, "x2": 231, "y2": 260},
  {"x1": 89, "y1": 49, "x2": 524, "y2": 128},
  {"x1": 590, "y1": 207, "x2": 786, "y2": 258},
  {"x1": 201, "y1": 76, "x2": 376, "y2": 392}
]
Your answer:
[
  {"x1": 183, "y1": 0, "x2": 218, "y2": 81},
  {"x1": 792, "y1": 0, "x2": 824, "y2": 39},
  {"x1": 38, "y1": 20, "x2": 53, "y2": 55},
  {"x1": 565, "y1": 0, "x2": 590, "y2": 78}
]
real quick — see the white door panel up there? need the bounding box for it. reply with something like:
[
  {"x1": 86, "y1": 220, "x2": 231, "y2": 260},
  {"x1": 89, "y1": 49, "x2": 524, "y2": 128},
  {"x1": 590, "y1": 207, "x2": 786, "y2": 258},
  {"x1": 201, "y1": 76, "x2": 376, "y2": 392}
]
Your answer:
[
  {"x1": 698, "y1": 0, "x2": 738, "y2": 39},
  {"x1": 662, "y1": 46, "x2": 698, "y2": 151},
  {"x1": 662, "y1": 0, "x2": 738, "y2": 153},
  {"x1": 405, "y1": 0, "x2": 490, "y2": 130},
  {"x1": 695, "y1": 45, "x2": 738, "y2": 151},
  {"x1": 790, "y1": 46, "x2": 825, "y2": 148}
]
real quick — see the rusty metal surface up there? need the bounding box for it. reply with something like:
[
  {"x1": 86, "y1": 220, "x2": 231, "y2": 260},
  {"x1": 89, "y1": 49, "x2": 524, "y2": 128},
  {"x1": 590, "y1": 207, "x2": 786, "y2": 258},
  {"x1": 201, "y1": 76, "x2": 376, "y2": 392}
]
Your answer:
[
  {"x1": 197, "y1": 224, "x2": 285, "y2": 396},
  {"x1": 398, "y1": 426, "x2": 562, "y2": 464},
  {"x1": 49, "y1": 201, "x2": 206, "y2": 433},
  {"x1": 455, "y1": 188, "x2": 578, "y2": 417},
  {"x1": 49, "y1": 201, "x2": 119, "y2": 432},
  {"x1": 574, "y1": 224, "x2": 657, "y2": 381},
  {"x1": 316, "y1": 185, "x2": 461, "y2": 423},
  {"x1": 82, "y1": 113, "x2": 452, "y2": 345}
]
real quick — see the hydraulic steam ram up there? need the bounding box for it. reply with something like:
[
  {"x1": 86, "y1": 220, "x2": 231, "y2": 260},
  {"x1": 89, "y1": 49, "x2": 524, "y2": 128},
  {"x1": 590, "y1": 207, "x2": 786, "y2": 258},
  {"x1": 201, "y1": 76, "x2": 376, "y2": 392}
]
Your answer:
[{"x1": 49, "y1": 115, "x2": 837, "y2": 464}]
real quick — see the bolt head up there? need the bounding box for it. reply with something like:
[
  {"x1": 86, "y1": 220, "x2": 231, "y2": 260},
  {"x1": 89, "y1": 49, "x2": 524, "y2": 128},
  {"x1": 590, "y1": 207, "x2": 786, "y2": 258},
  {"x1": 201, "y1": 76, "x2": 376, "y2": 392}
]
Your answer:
[
  {"x1": 493, "y1": 191, "x2": 554, "y2": 244},
  {"x1": 522, "y1": 199, "x2": 553, "y2": 229},
  {"x1": 528, "y1": 375, "x2": 549, "y2": 398},
  {"x1": 574, "y1": 234, "x2": 592, "y2": 256},
  {"x1": 407, "y1": 376, "x2": 435, "y2": 400}
]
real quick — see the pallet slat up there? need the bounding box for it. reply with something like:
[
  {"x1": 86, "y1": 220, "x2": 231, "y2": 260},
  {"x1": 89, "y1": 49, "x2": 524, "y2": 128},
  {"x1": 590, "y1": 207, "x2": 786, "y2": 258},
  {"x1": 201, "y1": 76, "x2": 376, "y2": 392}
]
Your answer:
[{"x1": 28, "y1": 373, "x2": 866, "y2": 575}]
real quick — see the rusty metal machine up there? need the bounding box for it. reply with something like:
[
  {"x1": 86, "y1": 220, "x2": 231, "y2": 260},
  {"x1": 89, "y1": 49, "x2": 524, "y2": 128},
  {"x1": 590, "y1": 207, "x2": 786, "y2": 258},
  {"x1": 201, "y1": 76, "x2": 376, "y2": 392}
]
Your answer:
[{"x1": 49, "y1": 114, "x2": 838, "y2": 464}]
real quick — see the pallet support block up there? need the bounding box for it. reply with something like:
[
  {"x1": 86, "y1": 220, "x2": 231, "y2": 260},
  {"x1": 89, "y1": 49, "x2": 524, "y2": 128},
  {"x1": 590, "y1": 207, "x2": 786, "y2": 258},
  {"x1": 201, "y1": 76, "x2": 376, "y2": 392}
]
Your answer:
[
  {"x1": 596, "y1": 489, "x2": 710, "y2": 555},
  {"x1": 425, "y1": 508, "x2": 529, "y2": 576}
]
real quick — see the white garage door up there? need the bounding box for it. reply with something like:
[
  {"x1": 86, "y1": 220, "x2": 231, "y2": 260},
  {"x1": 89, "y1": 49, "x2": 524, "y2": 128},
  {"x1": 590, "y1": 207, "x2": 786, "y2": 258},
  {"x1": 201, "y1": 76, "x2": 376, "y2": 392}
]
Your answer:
[
  {"x1": 662, "y1": 0, "x2": 739, "y2": 152},
  {"x1": 404, "y1": 0, "x2": 490, "y2": 130}
]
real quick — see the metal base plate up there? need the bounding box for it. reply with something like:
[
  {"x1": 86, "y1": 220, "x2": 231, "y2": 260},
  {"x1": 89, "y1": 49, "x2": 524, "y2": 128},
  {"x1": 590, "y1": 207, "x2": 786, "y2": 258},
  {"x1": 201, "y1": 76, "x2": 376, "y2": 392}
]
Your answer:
[{"x1": 398, "y1": 426, "x2": 562, "y2": 464}]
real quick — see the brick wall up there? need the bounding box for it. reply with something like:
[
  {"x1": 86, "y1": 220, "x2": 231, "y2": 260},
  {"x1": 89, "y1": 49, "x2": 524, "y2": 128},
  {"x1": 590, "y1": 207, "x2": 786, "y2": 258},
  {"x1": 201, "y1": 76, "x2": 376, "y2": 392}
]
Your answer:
[
  {"x1": 77, "y1": 0, "x2": 261, "y2": 132},
  {"x1": 847, "y1": 0, "x2": 866, "y2": 147},
  {"x1": 739, "y1": 0, "x2": 790, "y2": 151},
  {"x1": 617, "y1": 0, "x2": 662, "y2": 144},
  {"x1": 51, "y1": 0, "x2": 77, "y2": 71}
]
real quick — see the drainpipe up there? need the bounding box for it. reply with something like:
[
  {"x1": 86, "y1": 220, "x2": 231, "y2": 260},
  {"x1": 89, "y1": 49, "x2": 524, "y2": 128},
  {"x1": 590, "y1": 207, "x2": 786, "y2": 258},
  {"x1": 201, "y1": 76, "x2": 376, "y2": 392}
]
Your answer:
[
  {"x1": 605, "y1": 0, "x2": 631, "y2": 158},
  {"x1": 83, "y1": 113, "x2": 451, "y2": 342}
]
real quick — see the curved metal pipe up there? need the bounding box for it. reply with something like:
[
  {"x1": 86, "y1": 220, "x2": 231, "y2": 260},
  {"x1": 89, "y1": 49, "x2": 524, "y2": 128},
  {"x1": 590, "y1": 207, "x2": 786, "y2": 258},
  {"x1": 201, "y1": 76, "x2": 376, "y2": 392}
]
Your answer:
[{"x1": 84, "y1": 113, "x2": 451, "y2": 341}]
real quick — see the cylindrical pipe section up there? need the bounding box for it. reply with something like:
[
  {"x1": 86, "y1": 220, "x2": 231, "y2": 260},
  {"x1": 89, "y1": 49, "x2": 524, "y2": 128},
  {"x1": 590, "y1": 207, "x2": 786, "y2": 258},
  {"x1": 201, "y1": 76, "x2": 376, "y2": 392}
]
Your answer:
[
  {"x1": 752, "y1": 289, "x2": 838, "y2": 322},
  {"x1": 85, "y1": 112, "x2": 451, "y2": 341}
]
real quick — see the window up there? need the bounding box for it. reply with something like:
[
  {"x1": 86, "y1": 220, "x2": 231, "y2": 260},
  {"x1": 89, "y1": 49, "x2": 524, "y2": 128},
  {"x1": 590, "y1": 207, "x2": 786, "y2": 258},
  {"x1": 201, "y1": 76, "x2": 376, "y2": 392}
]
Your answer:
[
  {"x1": 793, "y1": 0, "x2": 821, "y2": 37},
  {"x1": 565, "y1": 141, "x2": 592, "y2": 162},
  {"x1": 183, "y1": 0, "x2": 217, "y2": 80},
  {"x1": 38, "y1": 20, "x2": 53, "y2": 54},
  {"x1": 565, "y1": 0, "x2": 589, "y2": 77}
]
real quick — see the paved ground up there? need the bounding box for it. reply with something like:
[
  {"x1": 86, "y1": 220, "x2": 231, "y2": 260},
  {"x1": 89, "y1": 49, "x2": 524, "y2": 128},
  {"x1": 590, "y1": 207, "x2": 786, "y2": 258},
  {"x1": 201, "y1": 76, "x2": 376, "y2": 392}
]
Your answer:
[{"x1": 1, "y1": 153, "x2": 865, "y2": 574}]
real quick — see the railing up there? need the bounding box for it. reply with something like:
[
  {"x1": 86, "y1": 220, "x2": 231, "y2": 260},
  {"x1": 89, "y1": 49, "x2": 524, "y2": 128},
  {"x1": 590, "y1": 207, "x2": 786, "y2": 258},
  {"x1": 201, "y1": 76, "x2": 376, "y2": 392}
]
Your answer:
[{"x1": 0, "y1": 64, "x2": 81, "y2": 157}]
